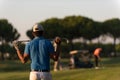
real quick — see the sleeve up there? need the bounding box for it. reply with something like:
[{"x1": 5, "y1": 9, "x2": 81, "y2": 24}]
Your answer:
[
  {"x1": 48, "y1": 41, "x2": 54, "y2": 54},
  {"x1": 24, "y1": 43, "x2": 30, "y2": 55},
  {"x1": 53, "y1": 42, "x2": 57, "y2": 52}
]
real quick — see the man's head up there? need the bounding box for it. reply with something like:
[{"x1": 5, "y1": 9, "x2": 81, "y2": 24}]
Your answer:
[
  {"x1": 54, "y1": 36, "x2": 61, "y2": 44},
  {"x1": 32, "y1": 23, "x2": 44, "y2": 37}
]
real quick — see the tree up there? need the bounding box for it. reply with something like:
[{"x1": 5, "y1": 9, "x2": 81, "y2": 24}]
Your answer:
[
  {"x1": 61, "y1": 16, "x2": 83, "y2": 50},
  {"x1": 61, "y1": 16, "x2": 103, "y2": 49},
  {"x1": 26, "y1": 16, "x2": 102, "y2": 50},
  {"x1": 26, "y1": 18, "x2": 62, "y2": 39},
  {"x1": 61, "y1": 16, "x2": 81, "y2": 39},
  {"x1": 26, "y1": 30, "x2": 34, "y2": 40},
  {"x1": 79, "y1": 19, "x2": 102, "y2": 42},
  {"x1": 0, "y1": 19, "x2": 20, "y2": 43},
  {"x1": 41, "y1": 18, "x2": 63, "y2": 39},
  {"x1": 103, "y1": 18, "x2": 120, "y2": 56},
  {"x1": 0, "y1": 19, "x2": 20, "y2": 60}
]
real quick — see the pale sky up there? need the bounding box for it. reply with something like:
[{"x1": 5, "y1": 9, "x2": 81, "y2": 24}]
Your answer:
[{"x1": 0, "y1": 0, "x2": 120, "y2": 40}]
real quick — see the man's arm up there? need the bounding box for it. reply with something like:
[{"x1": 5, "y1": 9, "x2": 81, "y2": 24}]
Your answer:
[
  {"x1": 97, "y1": 55, "x2": 101, "y2": 60},
  {"x1": 13, "y1": 41, "x2": 29, "y2": 63},
  {"x1": 50, "y1": 53, "x2": 58, "y2": 61},
  {"x1": 16, "y1": 50, "x2": 29, "y2": 64}
]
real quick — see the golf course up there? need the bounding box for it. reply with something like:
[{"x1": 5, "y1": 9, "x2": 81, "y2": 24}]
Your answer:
[{"x1": 0, "y1": 57, "x2": 120, "y2": 80}]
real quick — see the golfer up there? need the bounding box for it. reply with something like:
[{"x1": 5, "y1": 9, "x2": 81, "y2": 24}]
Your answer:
[
  {"x1": 53, "y1": 37, "x2": 62, "y2": 71},
  {"x1": 14, "y1": 23, "x2": 57, "y2": 80},
  {"x1": 93, "y1": 48, "x2": 102, "y2": 69}
]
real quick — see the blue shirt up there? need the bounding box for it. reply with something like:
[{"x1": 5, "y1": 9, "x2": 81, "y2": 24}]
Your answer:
[{"x1": 24, "y1": 37, "x2": 54, "y2": 70}]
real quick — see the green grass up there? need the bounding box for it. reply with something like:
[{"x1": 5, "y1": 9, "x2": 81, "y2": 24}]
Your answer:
[
  {"x1": 0, "y1": 57, "x2": 120, "y2": 80},
  {"x1": 52, "y1": 67, "x2": 120, "y2": 80}
]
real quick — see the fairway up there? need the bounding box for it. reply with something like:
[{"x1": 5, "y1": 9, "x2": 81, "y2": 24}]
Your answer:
[{"x1": 0, "y1": 57, "x2": 120, "y2": 80}]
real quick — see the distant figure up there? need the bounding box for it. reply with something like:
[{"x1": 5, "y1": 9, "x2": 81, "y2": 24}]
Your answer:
[
  {"x1": 53, "y1": 37, "x2": 63, "y2": 71},
  {"x1": 93, "y1": 48, "x2": 102, "y2": 69},
  {"x1": 69, "y1": 50, "x2": 93, "y2": 69}
]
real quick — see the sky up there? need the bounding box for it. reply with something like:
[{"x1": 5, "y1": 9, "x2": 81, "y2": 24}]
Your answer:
[{"x1": 0, "y1": 0, "x2": 120, "y2": 40}]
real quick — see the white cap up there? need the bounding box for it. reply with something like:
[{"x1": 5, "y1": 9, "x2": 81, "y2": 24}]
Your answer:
[{"x1": 33, "y1": 23, "x2": 44, "y2": 32}]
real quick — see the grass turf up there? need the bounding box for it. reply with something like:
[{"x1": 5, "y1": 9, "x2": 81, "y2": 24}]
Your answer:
[{"x1": 0, "y1": 57, "x2": 120, "y2": 80}]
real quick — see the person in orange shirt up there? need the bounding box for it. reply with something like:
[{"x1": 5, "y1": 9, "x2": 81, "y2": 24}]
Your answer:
[{"x1": 93, "y1": 48, "x2": 102, "y2": 69}]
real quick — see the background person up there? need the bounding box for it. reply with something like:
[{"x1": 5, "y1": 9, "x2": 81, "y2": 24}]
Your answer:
[
  {"x1": 93, "y1": 48, "x2": 102, "y2": 69},
  {"x1": 69, "y1": 50, "x2": 93, "y2": 69},
  {"x1": 53, "y1": 36, "x2": 63, "y2": 71},
  {"x1": 13, "y1": 23, "x2": 57, "y2": 80}
]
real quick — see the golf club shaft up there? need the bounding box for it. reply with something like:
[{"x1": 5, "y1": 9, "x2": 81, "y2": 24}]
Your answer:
[{"x1": 18, "y1": 40, "x2": 30, "y2": 43}]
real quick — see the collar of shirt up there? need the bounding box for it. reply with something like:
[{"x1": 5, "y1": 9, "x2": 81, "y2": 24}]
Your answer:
[{"x1": 34, "y1": 36, "x2": 44, "y2": 40}]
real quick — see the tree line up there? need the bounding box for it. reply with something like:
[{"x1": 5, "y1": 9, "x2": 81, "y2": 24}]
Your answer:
[{"x1": 0, "y1": 15, "x2": 120, "y2": 60}]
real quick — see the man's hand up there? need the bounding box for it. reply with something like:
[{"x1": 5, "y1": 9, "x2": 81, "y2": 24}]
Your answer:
[{"x1": 13, "y1": 40, "x2": 19, "y2": 51}]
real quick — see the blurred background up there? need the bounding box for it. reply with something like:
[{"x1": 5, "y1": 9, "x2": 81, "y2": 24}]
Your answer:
[
  {"x1": 0, "y1": 0, "x2": 120, "y2": 60},
  {"x1": 0, "y1": 0, "x2": 120, "y2": 80}
]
